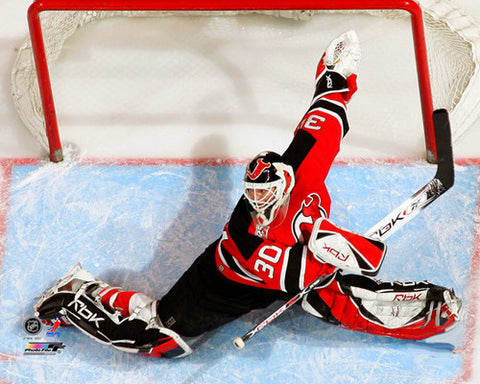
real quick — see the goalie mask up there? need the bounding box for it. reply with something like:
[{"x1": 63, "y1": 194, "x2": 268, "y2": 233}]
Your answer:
[{"x1": 243, "y1": 151, "x2": 295, "y2": 226}]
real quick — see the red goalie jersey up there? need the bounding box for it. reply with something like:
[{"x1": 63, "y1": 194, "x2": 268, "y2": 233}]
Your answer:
[{"x1": 214, "y1": 62, "x2": 356, "y2": 293}]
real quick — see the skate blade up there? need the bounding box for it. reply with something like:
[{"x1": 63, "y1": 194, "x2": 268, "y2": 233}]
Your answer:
[{"x1": 34, "y1": 263, "x2": 84, "y2": 298}]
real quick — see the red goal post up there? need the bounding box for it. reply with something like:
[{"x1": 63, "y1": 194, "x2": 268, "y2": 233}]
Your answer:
[{"x1": 27, "y1": 0, "x2": 436, "y2": 163}]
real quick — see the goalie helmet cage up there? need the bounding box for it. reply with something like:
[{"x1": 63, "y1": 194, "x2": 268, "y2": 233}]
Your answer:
[{"x1": 16, "y1": 0, "x2": 480, "y2": 162}]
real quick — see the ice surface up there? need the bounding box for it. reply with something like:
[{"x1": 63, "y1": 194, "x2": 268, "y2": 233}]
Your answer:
[{"x1": 0, "y1": 160, "x2": 477, "y2": 383}]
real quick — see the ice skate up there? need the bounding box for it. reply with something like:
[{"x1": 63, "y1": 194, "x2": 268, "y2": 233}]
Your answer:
[
  {"x1": 33, "y1": 262, "x2": 99, "y2": 322},
  {"x1": 393, "y1": 286, "x2": 463, "y2": 341},
  {"x1": 418, "y1": 288, "x2": 464, "y2": 349},
  {"x1": 426, "y1": 288, "x2": 463, "y2": 328}
]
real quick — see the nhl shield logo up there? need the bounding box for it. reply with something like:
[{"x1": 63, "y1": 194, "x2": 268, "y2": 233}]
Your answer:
[{"x1": 23, "y1": 317, "x2": 43, "y2": 336}]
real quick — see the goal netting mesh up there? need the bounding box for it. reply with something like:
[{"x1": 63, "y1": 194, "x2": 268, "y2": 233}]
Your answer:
[{"x1": 10, "y1": 0, "x2": 480, "y2": 156}]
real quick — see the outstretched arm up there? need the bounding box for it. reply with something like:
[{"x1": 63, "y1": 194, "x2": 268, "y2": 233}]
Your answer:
[{"x1": 282, "y1": 31, "x2": 361, "y2": 183}]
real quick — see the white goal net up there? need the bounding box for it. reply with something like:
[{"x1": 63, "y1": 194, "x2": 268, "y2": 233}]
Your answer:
[{"x1": 10, "y1": 0, "x2": 480, "y2": 161}]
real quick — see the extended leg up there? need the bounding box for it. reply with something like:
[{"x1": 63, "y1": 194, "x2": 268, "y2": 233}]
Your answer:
[
  {"x1": 302, "y1": 271, "x2": 462, "y2": 340},
  {"x1": 34, "y1": 263, "x2": 192, "y2": 358}
]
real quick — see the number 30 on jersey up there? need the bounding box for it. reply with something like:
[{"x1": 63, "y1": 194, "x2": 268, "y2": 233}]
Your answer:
[{"x1": 253, "y1": 245, "x2": 282, "y2": 279}]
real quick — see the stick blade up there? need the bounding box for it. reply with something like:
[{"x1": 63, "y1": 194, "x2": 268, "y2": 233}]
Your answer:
[{"x1": 433, "y1": 109, "x2": 454, "y2": 190}]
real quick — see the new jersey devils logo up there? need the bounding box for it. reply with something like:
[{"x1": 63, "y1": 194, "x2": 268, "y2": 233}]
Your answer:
[
  {"x1": 292, "y1": 193, "x2": 327, "y2": 242},
  {"x1": 246, "y1": 159, "x2": 271, "y2": 180}
]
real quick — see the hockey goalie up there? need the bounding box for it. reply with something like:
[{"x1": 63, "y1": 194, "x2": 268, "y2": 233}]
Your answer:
[{"x1": 34, "y1": 30, "x2": 462, "y2": 358}]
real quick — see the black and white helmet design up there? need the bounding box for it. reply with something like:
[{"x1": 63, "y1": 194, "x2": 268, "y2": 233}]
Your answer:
[{"x1": 243, "y1": 151, "x2": 295, "y2": 226}]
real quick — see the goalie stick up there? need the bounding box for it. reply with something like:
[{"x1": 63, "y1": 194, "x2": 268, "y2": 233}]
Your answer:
[{"x1": 233, "y1": 109, "x2": 454, "y2": 349}]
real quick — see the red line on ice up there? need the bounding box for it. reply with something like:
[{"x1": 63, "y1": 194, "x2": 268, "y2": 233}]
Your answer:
[{"x1": 454, "y1": 158, "x2": 480, "y2": 383}]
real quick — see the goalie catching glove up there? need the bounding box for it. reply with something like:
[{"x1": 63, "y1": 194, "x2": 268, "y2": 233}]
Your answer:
[
  {"x1": 314, "y1": 30, "x2": 360, "y2": 103},
  {"x1": 308, "y1": 218, "x2": 387, "y2": 275}
]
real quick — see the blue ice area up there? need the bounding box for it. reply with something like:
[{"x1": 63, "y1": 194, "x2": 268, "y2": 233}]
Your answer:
[{"x1": 0, "y1": 162, "x2": 478, "y2": 384}]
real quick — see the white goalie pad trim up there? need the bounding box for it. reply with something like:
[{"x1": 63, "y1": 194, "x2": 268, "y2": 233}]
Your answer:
[{"x1": 349, "y1": 286, "x2": 430, "y2": 329}]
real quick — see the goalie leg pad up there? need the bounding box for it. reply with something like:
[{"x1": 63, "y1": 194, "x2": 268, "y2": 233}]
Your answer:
[
  {"x1": 65, "y1": 291, "x2": 191, "y2": 358},
  {"x1": 302, "y1": 272, "x2": 462, "y2": 340},
  {"x1": 34, "y1": 264, "x2": 192, "y2": 358}
]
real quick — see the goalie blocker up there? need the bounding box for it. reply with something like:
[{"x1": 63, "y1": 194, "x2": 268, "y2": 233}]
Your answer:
[{"x1": 309, "y1": 218, "x2": 387, "y2": 275}]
